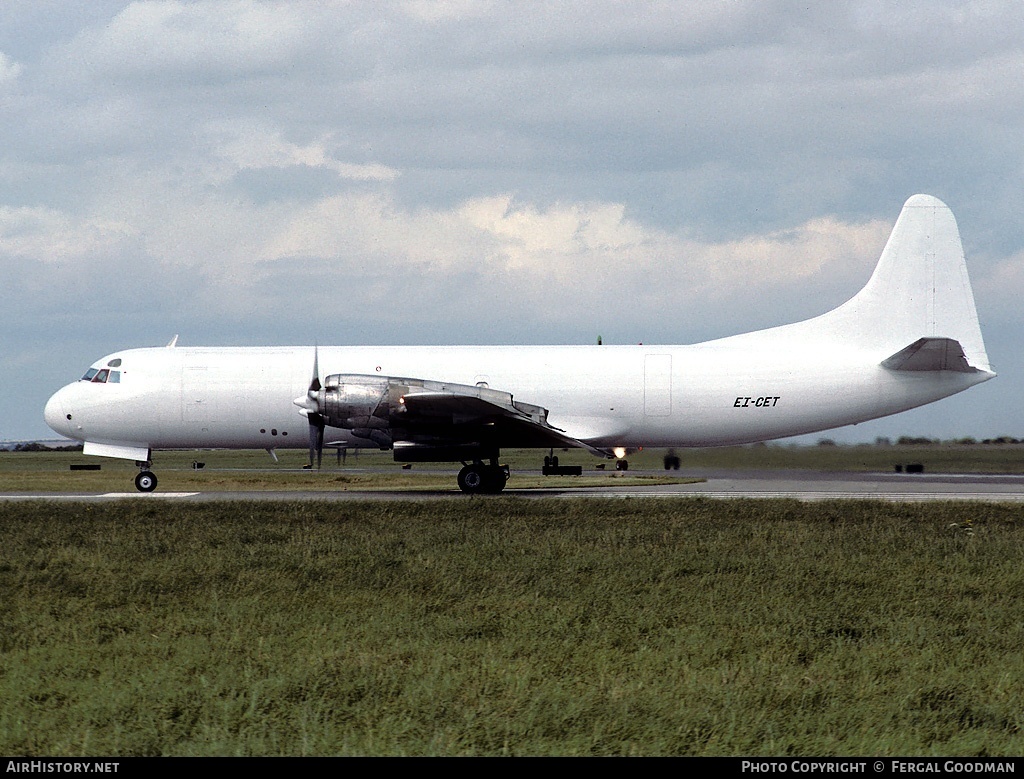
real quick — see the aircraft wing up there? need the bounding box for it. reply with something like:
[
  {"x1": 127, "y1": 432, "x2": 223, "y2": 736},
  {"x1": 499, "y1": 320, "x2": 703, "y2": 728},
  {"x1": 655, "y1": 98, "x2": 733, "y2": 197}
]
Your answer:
[
  {"x1": 397, "y1": 388, "x2": 609, "y2": 455},
  {"x1": 301, "y1": 372, "x2": 609, "y2": 457}
]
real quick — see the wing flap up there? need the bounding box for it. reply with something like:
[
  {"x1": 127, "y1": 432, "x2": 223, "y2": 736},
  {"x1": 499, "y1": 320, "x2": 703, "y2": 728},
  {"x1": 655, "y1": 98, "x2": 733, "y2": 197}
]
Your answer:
[
  {"x1": 399, "y1": 387, "x2": 608, "y2": 456},
  {"x1": 401, "y1": 389, "x2": 538, "y2": 423}
]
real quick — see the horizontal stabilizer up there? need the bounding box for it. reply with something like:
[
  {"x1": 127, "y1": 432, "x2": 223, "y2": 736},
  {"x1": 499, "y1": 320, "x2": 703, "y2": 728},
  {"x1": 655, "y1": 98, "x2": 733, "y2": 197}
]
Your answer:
[{"x1": 880, "y1": 337, "x2": 975, "y2": 373}]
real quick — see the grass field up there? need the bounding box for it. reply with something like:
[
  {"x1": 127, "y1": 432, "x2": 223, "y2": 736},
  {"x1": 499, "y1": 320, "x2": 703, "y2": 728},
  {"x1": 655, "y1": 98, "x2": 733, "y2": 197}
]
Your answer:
[{"x1": 1, "y1": 498, "x2": 1022, "y2": 756}]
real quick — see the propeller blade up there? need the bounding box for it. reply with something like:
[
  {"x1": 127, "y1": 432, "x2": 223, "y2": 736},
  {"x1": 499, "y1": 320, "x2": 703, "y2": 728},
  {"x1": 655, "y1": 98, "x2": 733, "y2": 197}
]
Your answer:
[
  {"x1": 294, "y1": 348, "x2": 322, "y2": 412},
  {"x1": 298, "y1": 346, "x2": 325, "y2": 470},
  {"x1": 307, "y1": 413, "x2": 325, "y2": 470},
  {"x1": 309, "y1": 345, "x2": 321, "y2": 393},
  {"x1": 316, "y1": 423, "x2": 324, "y2": 470}
]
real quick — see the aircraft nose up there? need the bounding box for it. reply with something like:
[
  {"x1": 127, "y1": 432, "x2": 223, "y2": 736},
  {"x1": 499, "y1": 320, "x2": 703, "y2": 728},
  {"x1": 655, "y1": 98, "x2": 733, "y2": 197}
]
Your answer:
[{"x1": 44, "y1": 386, "x2": 72, "y2": 438}]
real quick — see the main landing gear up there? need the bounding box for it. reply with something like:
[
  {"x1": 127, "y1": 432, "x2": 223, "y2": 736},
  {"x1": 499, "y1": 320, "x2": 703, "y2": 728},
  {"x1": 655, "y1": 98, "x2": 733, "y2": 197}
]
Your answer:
[
  {"x1": 134, "y1": 461, "x2": 158, "y2": 492},
  {"x1": 457, "y1": 461, "x2": 509, "y2": 494}
]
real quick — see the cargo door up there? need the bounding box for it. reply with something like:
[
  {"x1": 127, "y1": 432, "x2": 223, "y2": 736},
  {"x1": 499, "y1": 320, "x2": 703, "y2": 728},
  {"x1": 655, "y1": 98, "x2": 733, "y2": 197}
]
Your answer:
[{"x1": 644, "y1": 354, "x2": 672, "y2": 416}]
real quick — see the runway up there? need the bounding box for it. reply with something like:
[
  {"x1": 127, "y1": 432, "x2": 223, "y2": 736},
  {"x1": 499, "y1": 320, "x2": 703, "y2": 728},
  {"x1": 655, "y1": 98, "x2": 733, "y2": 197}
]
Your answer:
[
  {"x1": 5, "y1": 468, "x2": 1024, "y2": 502},
  {"x1": 550, "y1": 468, "x2": 1024, "y2": 502}
]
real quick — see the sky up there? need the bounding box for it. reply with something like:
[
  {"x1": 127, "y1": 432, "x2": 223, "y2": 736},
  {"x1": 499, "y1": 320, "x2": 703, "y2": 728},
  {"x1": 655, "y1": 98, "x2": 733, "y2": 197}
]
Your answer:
[{"x1": 1, "y1": 1, "x2": 1022, "y2": 444}]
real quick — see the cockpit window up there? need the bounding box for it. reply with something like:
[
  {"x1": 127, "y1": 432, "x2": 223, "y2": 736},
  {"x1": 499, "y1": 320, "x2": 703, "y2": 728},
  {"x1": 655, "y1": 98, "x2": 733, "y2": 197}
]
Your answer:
[
  {"x1": 108, "y1": 358, "x2": 122, "y2": 367},
  {"x1": 80, "y1": 364, "x2": 124, "y2": 384}
]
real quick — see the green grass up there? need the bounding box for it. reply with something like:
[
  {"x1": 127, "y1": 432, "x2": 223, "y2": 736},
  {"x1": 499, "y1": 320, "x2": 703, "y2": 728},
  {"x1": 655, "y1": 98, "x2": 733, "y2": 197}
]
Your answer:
[{"x1": 1, "y1": 498, "x2": 1022, "y2": 755}]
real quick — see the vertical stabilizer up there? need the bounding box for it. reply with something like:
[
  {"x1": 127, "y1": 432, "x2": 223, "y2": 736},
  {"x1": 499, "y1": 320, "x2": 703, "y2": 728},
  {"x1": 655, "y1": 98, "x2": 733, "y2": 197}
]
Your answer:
[{"x1": 808, "y1": 195, "x2": 991, "y2": 371}]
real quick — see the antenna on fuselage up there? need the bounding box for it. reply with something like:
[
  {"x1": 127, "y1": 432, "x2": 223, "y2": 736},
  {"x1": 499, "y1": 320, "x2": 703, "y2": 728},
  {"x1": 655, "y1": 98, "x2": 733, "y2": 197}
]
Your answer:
[{"x1": 166, "y1": 335, "x2": 179, "y2": 348}]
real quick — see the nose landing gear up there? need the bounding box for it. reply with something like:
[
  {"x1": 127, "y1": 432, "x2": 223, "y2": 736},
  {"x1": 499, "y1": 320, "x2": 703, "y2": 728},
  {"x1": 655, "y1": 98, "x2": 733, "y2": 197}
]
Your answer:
[{"x1": 134, "y1": 462, "x2": 158, "y2": 493}]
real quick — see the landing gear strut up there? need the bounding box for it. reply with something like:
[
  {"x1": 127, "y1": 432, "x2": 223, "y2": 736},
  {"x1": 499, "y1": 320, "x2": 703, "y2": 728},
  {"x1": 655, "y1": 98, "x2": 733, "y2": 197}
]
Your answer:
[{"x1": 457, "y1": 462, "x2": 509, "y2": 494}]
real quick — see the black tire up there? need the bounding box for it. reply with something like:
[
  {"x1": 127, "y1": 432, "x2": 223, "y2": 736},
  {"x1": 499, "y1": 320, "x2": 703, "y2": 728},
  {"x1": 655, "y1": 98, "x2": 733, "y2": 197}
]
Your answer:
[
  {"x1": 458, "y1": 465, "x2": 485, "y2": 493},
  {"x1": 484, "y1": 467, "x2": 508, "y2": 494},
  {"x1": 615, "y1": 460, "x2": 629, "y2": 471},
  {"x1": 135, "y1": 471, "x2": 158, "y2": 493},
  {"x1": 458, "y1": 465, "x2": 508, "y2": 494}
]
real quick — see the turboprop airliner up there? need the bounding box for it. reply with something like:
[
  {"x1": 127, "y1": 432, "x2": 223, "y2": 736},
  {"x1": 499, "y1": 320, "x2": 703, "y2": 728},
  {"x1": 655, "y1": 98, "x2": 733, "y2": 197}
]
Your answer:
[{"x1": 44, "y1": 195, "x2": 994, "y2": 493}]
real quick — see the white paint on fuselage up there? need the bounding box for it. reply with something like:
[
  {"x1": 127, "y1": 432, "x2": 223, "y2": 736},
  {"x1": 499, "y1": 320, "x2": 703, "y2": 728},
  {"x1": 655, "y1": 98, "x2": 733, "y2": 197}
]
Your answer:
[{"x1": 44, "y1": 340, "x2": 990, "y2": 456}]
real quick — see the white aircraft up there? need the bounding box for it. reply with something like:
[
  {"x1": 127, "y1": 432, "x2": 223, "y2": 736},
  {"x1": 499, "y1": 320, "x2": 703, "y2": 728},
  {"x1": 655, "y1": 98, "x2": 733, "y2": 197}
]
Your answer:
[{"x1": 44, "y1": 194, "x2": 994, "y2": 493}]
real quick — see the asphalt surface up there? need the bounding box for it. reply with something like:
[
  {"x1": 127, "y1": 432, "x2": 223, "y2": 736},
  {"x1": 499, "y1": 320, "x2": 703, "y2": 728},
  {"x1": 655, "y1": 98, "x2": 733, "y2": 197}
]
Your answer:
[{"x1": 5, "y1": 468, "x2": 1024, "y2": 502}]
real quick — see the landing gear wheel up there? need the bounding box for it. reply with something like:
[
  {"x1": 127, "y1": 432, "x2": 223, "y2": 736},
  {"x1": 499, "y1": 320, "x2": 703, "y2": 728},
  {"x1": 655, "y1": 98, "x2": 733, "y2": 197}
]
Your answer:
[
  {"x1": 458, "y1": 464, "x2": 508, "y2": 494},
  {"x1": 135, "y1": 471, "x2": 158, "y2": 493},
  {"x1": 615, "y1": 459, "x2": 629, "y2": 471},
  {"x1": 458, "y1": 464, "x2": 486, "y2": 494},
  {"x1": 485, "y1": 468, "x2": 508, "y2": 494}
]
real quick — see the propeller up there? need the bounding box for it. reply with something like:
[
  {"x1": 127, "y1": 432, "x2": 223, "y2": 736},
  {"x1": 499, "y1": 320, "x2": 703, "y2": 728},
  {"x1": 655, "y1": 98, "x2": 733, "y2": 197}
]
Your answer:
[{"x1": 293, "y1": 346, "x2": 325, "y2": 470}]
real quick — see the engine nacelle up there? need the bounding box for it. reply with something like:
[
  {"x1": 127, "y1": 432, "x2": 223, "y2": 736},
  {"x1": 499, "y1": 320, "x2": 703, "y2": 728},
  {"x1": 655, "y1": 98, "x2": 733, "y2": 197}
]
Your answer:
[
  {"x1": 307, "y1": 372, "x2": 558, "y2": 458},
  {"x1": 318, "y1": 375, "x2": 393, "y2": 428}
]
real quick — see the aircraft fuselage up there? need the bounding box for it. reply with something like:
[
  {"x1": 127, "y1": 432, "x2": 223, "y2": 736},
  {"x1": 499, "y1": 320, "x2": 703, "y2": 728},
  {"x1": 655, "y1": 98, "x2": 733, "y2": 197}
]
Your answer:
[{"x1": 44, "y1": 342, "x2": 987, "y2": 455}]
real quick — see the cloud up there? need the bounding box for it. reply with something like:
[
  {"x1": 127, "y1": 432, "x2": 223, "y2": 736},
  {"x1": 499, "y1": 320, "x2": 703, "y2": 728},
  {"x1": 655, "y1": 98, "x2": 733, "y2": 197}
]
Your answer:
[
  {"x1": 1, "y1": 176, "x2": 891, "y2": 346},
  {"x1": 0, "y1": 52, "x2": 21, "y2": 84},
  {"x1": 400, "y1": 0, "x2": 493, "y2": 24},
  {"x1": 975, "y1": 248, "x2": 1024, "y2": 324},
  {"x1": 56, "y1": 0, "x2": 317, "y2": 83},
  {"x1": 215, "y1": 128, "x2": 400, "y2": 182},
  {"x1": 29, "y1": 183, "x2": 876, "y2": 343},
  {"x1": 0, "y1": 205, "x2": 134, "y2": 263}
]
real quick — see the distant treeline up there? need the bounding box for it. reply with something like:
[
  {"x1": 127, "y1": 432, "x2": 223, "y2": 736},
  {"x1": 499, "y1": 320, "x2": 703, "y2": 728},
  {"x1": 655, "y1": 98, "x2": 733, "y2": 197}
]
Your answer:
[
  {"x1": 4, "y1": 442, "x2": 84, "y2": 452},
  {"x1": 818, "y1": 436, "x2": 1024, "y2": 447},
  {"x1": 891, "y1": 436, "x2": 1022, "y2": 446}
]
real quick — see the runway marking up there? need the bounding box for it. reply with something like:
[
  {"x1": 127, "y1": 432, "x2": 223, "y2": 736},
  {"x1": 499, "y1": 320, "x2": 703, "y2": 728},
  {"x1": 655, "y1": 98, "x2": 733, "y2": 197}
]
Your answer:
[
  {"x1": 101, "y1": 492, "x2": 200, "y2": 498},
  {"x1": 0, "y1": 493, "x2": 199, "y2": 500}
]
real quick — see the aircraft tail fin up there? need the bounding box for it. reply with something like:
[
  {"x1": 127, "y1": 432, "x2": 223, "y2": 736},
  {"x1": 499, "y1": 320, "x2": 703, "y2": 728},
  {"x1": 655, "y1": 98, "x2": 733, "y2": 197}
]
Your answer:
[{"x1": 814, "y1": 194, "x2": 992, "y2": 373}]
